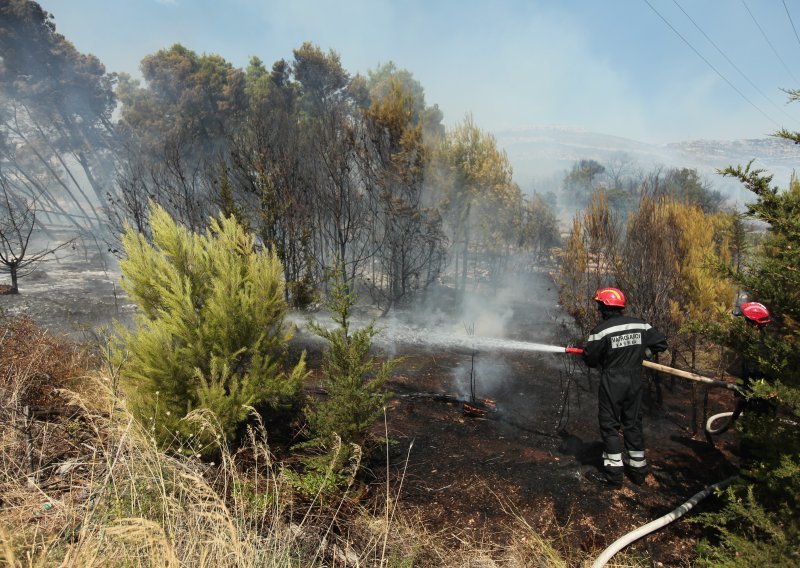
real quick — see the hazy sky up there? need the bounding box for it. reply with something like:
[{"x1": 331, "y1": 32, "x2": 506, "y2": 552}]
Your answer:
[{"x1": 37, "y1": 0, "x2": 800, "y2": 144}]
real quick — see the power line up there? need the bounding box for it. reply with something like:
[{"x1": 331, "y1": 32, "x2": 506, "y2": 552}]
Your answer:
[
  {"x1": 641, "y1": 0, "x2": 782, "y2": 129},
  {"x1": 672, "y1": 0, "x2": 799, "y2": 125},
  {"x1": 782, "y1": 0, "x2": 800, "y2": 51},
  {"x1": 742, "y1": 0, "x2": 800, "y2": 85}
]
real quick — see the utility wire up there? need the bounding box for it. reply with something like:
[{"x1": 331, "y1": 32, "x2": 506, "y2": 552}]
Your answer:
[
  {"x1": 783, "y1": 0, "x2": 800, "y2": 51},
  {"x1": 673, "y1": 0, "x2": 799, "y2": 125},
  {"x1": 742, "y1": 0, "x2": 800, "y2": 85},
  {"x1": 641, "y1": 0, "x2": 781, "y2": 129}
]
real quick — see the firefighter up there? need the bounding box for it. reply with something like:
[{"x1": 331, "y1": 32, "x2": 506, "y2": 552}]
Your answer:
[
  {"x1": 732, "y1": 301, "x2": 773, "y2": 433},
  {"x1": 581, "y1": 288, "x2": 667, "y2": 487},
  {"x1": 739, "y1": 301, "x2": 771, "y2": 327}
]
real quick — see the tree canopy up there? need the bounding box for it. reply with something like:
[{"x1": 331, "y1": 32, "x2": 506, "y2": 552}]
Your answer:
[{"x1": 0, "y1": 0, "x2": 117, "y2": 231}]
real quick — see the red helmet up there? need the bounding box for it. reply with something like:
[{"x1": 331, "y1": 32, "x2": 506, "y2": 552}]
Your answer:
[
  {"x1": 593, "y1": 287, "x2": 626, "y2": 308},
  {"x1": 740, "y1": 302, "x2": 771, "y2": 326}
]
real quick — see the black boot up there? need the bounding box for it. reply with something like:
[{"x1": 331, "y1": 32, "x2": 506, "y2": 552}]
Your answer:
[
  {"x1": 584, "y1": 469, "x2": 623, "y2": 488},
  {"x1": 625, "y1": 464, "x2": 649, "y2": 486}
]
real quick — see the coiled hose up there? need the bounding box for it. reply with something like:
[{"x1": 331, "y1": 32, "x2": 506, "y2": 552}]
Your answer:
[
  {"x1": 706, "y1": 411, "x2": 736, "y2": 434},
  {"x1": 591, "y1": 476, "x2": 739, "y2": 568}
]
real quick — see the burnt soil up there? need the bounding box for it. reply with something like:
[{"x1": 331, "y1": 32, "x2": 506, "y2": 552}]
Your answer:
[
  {"x1": 341, "y1": 272, "x2": 739, "y2": 564},
  {"x1": 371, "y1": 350, "x2": 738, "y2": 564},
  {"x1": 3, "y1": 261, "x2": 741, "y2": 565}
]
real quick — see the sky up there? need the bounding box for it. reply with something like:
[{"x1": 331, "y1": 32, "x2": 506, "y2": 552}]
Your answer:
[{"x1": 37, "y1": 0, "x2": 800, "y2": 144}]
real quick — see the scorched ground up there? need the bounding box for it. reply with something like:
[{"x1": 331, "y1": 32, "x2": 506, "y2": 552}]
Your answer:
[{"x1": 344, "y1": 271, "x2": 742, "y2": 564}]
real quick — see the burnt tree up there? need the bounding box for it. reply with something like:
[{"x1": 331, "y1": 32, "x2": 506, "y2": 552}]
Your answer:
[
  {"x1": 0, "y1": 176, "x2": 72, "y2": 293},
  {"x1": 361, "y1": 76, "x2": 446, "y2": 311}
]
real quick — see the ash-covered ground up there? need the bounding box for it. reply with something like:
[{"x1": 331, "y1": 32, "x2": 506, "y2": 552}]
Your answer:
[
  {"x1": 300, "y1": 272, "x2": 740, "y2": 563},
  {"x1": 0, "y1": 247, "x2": 135, "y2": 339}
]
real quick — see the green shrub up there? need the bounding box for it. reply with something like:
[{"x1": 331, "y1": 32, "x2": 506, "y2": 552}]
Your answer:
[
  {"x1": 282, "y1": 435, "x2": 363, "y2": 499},
  {"x1": 304, "y1": 272, "x2": 395, "y2": 450},
  {"x1": 113, "y1": 203, "x2": 307, "y2": 448}
]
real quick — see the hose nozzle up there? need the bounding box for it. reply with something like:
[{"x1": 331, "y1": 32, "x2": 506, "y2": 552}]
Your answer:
[{"x1": 565, "y1": 346, "x2": 584, "y2": 355}]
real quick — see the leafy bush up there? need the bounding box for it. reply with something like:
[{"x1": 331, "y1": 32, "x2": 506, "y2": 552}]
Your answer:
[{"x1": 113, "y1": 203, "x2": 307, "y2": 448}]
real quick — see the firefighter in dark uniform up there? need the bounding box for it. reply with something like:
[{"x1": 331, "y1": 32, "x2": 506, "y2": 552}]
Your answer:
[
  {"x1": 730, "y1": 295, "x2": 773, "y2": 405},
  {"x1": 736, "y1": 301, "x2": 772, "y2": 384},
  {"x1": 582, "y1": 288, "x2": 668, "y2": 487},
  {"x1": 732, "y1": 301, "x2": 773, "y2": 462}
]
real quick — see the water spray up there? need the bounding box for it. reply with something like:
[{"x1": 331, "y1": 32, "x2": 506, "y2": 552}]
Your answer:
[{"x1": 300, "y1": 315, "x2": 738, "y2": 392}]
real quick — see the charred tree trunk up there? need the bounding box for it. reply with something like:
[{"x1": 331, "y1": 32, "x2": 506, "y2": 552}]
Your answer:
[
  {"x1": 10, "y1": 263, "x2": 19, "y2": 294},
  {"x1": 460, "y1": 202, "x2": 471, "y2": 292}
]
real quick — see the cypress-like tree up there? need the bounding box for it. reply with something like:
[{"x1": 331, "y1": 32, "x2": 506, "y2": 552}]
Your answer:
[
  {"x1": 696, "y1": 164, "x2": 800, "y2": 566},
  {"x1": 114, "y1": 203, "x2": 307, "y2": 447}
]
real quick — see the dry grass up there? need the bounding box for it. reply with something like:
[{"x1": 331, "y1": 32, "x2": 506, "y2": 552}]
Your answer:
[{"x1": 0, "y1": 315, "x2": 640, "y2": 567}]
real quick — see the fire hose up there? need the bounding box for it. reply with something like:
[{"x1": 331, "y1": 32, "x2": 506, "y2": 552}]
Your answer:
[
  {"x1": 566, "y1": 348, "x2": 743, "y2": 434},
  {"x1": 568, "y1": 348, "x2": 744, "y2": 434},
  {"x1": 590, "y1": 475, "x2": 739, "y2": 568},
  {"x1": 564, "y1": 347, "x2": 741, "y2": 566},
  {"x1": 641, "y1": 360, "x2": 740, "y2": 393},
  {"x1": 564, "y1": 347, "x2": 740, "y2": 393}
]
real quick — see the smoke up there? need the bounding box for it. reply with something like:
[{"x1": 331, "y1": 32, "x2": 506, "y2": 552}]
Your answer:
[
  {"x1": 0, "y1": 5, "x2": 115, "y2": 241},
  {"x1": 457, "y1": 285, "x2": 515, "y2": 338},
  {"x1": 352, "y1": 265, "x2": 571, "y2": 400},
  {"x1": 450, "y1": 353, "x2": 512, "y2": 402},
  {"x1": 286, "y1": 260, "x2": 573, "y2": 402}
]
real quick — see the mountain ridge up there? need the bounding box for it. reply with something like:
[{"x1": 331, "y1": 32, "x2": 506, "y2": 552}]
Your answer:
[{"x1": 494, "y1": 126, "x2": 798, "y2": 202}]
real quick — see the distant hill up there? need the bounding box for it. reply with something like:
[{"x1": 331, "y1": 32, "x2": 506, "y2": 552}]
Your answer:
[{"x1": 495, "y1": 126, "x2": 798, "y2": 205}]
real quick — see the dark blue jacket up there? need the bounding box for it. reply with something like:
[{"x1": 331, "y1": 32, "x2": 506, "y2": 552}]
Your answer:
[{"x1": 582, "y1": 313, "x2": 667, "y2": 375}]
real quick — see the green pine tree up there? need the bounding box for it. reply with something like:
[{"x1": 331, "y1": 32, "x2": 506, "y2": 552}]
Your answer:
[
  {"x1": 695, "y1": 163, "x2": 800, "y2": 566},
  {"x1": 113, "y1": 203, "x2": 307, "y2": 448},
  {"x1": 304, "y1": 271, "x2": 395, "y2": 453}
]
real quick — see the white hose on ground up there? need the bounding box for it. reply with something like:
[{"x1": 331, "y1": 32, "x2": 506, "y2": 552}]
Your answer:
[
  {"x1": 705, "y1": 411, "x2": 737, "y2": 435},
  {"x1": 590, "y1": 476, "x2": 739, "y2": 568}
]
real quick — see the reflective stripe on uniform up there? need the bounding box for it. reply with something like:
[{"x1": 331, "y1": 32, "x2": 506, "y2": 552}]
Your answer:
[
  {"x1": 625, "y1": 450, "x2": 647, "y2": 468},
  {"x1": 603, "y1": 452, "x2": 623, "y2": 468},
  {"x1": 588, "y1": 323, "x2": 652, "y2": 342}
]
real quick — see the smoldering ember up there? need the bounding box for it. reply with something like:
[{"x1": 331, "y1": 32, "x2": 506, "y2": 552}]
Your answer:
[{"x1": 1, "y1": 2, "x2": 799, "y2": 566}]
